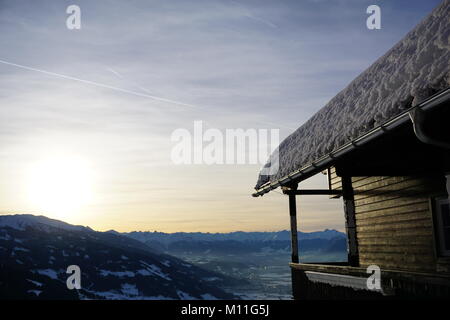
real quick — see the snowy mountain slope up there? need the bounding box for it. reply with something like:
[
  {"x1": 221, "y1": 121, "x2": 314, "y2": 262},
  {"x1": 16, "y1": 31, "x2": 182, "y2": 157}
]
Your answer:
[{"x1": 0, "y1": 214, "x2": 237, "y2": 300}]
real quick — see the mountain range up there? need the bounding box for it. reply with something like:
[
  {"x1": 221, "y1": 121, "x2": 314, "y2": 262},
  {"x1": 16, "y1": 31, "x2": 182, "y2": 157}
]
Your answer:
[
  {"x1": 0, "y1": 214, "x2": 238, "y2": 300},
  {"x1": 0, "y1": 214, "x2": 347, "y2": 300},
  {"x1": 123, "y1": 229, "x2": 347, "y2": 255}
]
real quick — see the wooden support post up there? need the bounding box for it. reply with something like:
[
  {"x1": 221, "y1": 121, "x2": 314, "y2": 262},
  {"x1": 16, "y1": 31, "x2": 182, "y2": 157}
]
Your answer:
[
  {"x1": 446, "y1": 174, "x2": 450, "y2": 200},
  {"x1": 341, "y1": 175, "x2": 359, "y2": 267},
  {"x1": 289, "y1": 190, "x2": 299, "y2": 264}
]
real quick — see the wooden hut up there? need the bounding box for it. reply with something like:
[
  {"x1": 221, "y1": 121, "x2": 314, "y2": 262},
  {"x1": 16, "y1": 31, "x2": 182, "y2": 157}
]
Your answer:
[{"x1": 253, "y1": 1, "x2": 450, "y2": 299}]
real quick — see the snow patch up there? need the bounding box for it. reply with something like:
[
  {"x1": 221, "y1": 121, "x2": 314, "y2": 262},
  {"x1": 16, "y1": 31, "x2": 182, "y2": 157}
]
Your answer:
[
  {"x1": 177, "y1": 290, "x2": 197, "y2": 300},
  {"x1": 99, "y1": 270, "x2": 135, "y2": 278},
  {"x1": 201, "y1": 293, "x2": 218, "y2": 300},
  {"x1": 27, "y1": 279, "x2": 43, "y2": 287},
  {"x1": 139, "y1": 261, "x2": 171, "y2": 280},
  {"x1": 121, "y1": 283, "x2": 139, "y2": 296},
  {"x1": 161, "y1": 260, "x2": 171, "y2": 267},
  {"x1": 88, "y1": 290, "x2": 173, "y2": 300},
  {"x1": 35, "y1": 269, "x2": 58, "y2": 280},
  {"x1": 202, "y1": 277, "x2": 220, "y2": 282},
  {"x1": 28, "y1": 290, "x2": 42, "y2": 297}
]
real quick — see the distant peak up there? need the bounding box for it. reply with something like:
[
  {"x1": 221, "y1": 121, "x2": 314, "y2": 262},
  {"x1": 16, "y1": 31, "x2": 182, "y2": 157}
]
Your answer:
[
  {"x1": 105, "y1": 229, "x2": 120, "y2": 235},
  {"x1": 0, "y1": 214, "x2": 91, "y2": 233}
]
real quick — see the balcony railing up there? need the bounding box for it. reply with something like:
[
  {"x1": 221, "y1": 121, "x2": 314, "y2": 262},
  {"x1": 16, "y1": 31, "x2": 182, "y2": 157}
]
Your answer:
[{"x1": 290, "y1": 262, "x2": 450, "y2": 299}]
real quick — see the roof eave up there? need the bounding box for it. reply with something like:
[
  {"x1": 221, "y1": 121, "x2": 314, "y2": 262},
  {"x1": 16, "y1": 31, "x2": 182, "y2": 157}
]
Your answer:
[{"x1": 253, "y1": 87, "x2": 450, "y2": 197}]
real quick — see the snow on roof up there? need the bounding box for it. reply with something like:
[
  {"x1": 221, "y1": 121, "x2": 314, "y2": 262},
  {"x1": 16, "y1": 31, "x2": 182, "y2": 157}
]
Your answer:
[{"x1": 255, "y1": 1, "x2": 450, "y2": 190}]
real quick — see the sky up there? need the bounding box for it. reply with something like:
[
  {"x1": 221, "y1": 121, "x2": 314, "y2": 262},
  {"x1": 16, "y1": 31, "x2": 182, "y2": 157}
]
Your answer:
[{"x1": 0, "y1": 0, "x2": 443, "y2": 233}]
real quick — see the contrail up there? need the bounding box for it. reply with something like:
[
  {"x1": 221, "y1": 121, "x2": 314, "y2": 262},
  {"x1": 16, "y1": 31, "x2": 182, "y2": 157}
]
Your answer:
[
  {"x1": 0, "y1": 59, "x2": 199, "y2": 109},
  {"x1": 0, "y1": 58, "x2": 295, "y2": 130},
  {"x1": 106, "y1": 67, "x2": 123, "y2": 78},
  {"x1": 106, "y1": 67, "x2": 156, "y2": 96},
  {"x1": 228, "y1": 0, "x2": 278, "y2": 29},
  {"x1": 244, "y1": 13, "x2": 278, "y2": 29}
]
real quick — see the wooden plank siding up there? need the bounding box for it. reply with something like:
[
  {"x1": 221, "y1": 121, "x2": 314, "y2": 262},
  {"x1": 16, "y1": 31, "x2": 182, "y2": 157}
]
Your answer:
[
  {"x1": 328, "y1": 167, "x2": 447, "y2": 273},
  {"x1": 328, "y1": 167, "x2": 342, "y2": 199}
]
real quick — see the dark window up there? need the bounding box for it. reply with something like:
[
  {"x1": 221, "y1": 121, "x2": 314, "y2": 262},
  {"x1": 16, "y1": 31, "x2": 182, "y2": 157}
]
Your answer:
[{"x1": 434, "y1": 197, "x2": 450, "y2": 256}]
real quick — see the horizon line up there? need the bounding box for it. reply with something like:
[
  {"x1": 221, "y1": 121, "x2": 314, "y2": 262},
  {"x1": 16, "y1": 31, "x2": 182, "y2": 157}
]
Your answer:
[{"x1": 0, "y1": 212, "x2": 344, "y2": 234}]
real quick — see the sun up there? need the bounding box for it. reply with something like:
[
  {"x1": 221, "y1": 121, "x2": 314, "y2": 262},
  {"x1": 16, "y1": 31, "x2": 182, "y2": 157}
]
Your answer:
[{"x1": 26, "y1": 156, "x2": 94, "y2": 220}]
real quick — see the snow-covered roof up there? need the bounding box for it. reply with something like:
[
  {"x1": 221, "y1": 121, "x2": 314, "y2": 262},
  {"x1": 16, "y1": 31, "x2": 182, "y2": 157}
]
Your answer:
[{"x1": 255, "y1": 1, "x2": 450, "y2": 191}]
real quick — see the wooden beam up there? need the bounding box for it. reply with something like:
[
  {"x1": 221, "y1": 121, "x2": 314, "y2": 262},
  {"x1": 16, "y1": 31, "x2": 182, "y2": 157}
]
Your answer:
[
  {"x1": 283, "y1": 189, "x2": 342, "y2": 196},
  {"x1": 341, "y1": 175, "x2": 359, "y2": 267},
  {"x1": 327, "y1": 167, "x2": 333, "y2": 191},
  {"x1": 288, "y1": 186, "x2": 299, "y2": 264}
]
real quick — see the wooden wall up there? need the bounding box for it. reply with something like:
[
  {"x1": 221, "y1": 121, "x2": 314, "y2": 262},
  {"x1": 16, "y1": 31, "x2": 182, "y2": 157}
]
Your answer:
[{"x1": 329, "y1": 167, "x2": 447, "y2": 273}]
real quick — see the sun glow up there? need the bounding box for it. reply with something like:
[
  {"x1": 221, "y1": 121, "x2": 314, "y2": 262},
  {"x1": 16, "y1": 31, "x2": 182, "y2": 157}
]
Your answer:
[{"x1": 26, "y1": 156, "x2": 94, "y2": 220}]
